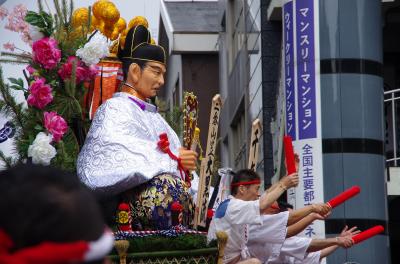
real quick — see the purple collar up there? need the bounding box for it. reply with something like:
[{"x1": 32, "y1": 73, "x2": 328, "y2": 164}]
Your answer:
[
  {"x1": 128, "y1": 96, "x2": 146, "y2": 111},
  {"x1": 113, "y1": 93, "x2": 158, "y2": 112}
]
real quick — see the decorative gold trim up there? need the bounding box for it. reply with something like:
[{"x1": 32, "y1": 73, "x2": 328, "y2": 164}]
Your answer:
[{"x1": 121, "y1": 57, "x2": 166, "y2": 65}]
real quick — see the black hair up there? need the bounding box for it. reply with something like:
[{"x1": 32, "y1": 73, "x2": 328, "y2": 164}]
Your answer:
[
  {"x1": 121, "y1": 58, "x2": 146, "y2": 81},
  {"x1": 278, "y1": 201, "x2": 294, "y2": 211},
  {"x1": 230, "y1": 169, "x2": 260, "y2": 195},
  {"x1": 0, "y1": 164, "x2": 105, "y2": 263}
]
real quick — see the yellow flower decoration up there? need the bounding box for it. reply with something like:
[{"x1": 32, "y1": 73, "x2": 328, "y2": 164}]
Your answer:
[
  {"x1": 91, "y1": 15, "x2": 101, "y2": 29},
  {"x1": 109, "y1": 41, "x2": 119, "y2": 54},
  {"x1": 71, "y1": 7, "x2": 89, "y2": 28},
  {"x1": 92, "y1": 0, "x2": 110, "y2": 19},
  {"x1": 103, "y1": 26, "x2": 113, "y2": 39},
  {"x1": 116, "y1": 17, "x2": 126, "y2": 32},
  {"x1": 70, "y1": 26, "x2": 88, "y2": 40},
  {"x1": 119, "y1": 34, "x2": 126, "y2": 49},
  {"x1": 117, "y1": 211, "x2": 129, "y2": 224},
  {"x1": 101, "y1": 3, "x2": 120, "y2": 27},
  {"x1": 128, "y1": 16, "x2": 149, "y2": 30}
]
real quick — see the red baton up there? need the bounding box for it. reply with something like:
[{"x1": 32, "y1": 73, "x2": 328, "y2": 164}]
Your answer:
[
  {"x1": 284, "y1": 136, "x2": 296, "y2": 175},
  {"x1": 352, "y1": 225, "x2": 384, "y2": 244},
  {"x1": 326, "y1": 186, "x2": 360, "y2": 208}
]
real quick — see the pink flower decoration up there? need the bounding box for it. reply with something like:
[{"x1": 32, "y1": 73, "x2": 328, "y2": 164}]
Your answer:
[
  {"x1": 4, "y1": 5, "x2": 31, "y2": 44},
  {"x1": 26, "y1": 65, "x2": 35, "y2": 75},
  {"x1": 44, "y1": 111, "x2": 68, "y2": 143},
  {"x1": 0, "y1": 6, "x2": 8, "y2": 20},
  {"x1": 3, "y1": 42, "x2": 15, "y2": 51},
  {"x1": 32, "y1": 37, "x2": 61, "y2": 70},
  {"x1": 87, "y1": 65, "x2": 98, "y2": 79},
  {"x1": 58, "y1": 56, "x2": 96, "y2": 84},
  {"x1": 27, "y1": 77, "x2": 53, "y2": 109}
]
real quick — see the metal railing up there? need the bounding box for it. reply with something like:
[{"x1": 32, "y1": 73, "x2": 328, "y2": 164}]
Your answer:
[{"x1": 384, "y1": 88, "x2": 400, "y2": 167}]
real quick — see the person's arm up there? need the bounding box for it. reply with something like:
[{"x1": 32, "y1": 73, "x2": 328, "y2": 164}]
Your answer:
[
  {"x1": 286, "y1": 212, "x2": 326, "y2": 237},
  {"x1": 265, "y1": 154, "x2": 300, "y2": 194},
  {"x1": 317, "y1": 226, "x2": 361, "y2": 258},
  {"x1": 307, "y1": 236, "x2": 353, "y2": 252},
  {"x1": 265, "y1": 182, "x2": 280, "y2": 193},
  {"x1": 319, "y1": 245, "x2": 338, "y2": 259},
  {"x1": 259, "y1": 173, "x2": 299, "y2": 210},
  {"x1": 287, "y1": 203, "x2": 331, "y2": 226}
]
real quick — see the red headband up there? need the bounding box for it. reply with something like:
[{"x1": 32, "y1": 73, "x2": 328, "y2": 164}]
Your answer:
[
  {"x1": 0, "y1": 228, "x2": 114, "y2": 264},
  {"x1": 231, "y1": 179, "x2": 261, "y2": 187}
]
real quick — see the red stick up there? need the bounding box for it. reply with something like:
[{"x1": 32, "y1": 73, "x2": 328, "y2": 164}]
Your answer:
[
  {"x1": 284, "y1": 136, "x2": 296, "y2": 175},
  {"x1": 352, "y1": 225, "x2": 384, "y2": 244},
  {"x1": 326, "y1": 186, "x2": 361, "y2": 208}
]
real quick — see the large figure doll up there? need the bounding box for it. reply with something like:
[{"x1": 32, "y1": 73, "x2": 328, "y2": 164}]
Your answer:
[{"x1": 77, "y1": 25, "x2": 198, "y2": 230}]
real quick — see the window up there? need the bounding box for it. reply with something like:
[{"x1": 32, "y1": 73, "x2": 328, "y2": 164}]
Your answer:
[
  {"x1": 227, "y1": 0, "x2": 245, "y2": 72},
  {"x1": 232, "y1": 112, "x2": 247, "y2": 169}
]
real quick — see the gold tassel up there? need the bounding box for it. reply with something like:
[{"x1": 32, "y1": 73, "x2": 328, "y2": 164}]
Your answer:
[
  {"x1": 216, "y1": 231, "x2": 228, "y2": 264},
  {"x1": 114, "y1": 240, "x2": 129, "y2": 264}
]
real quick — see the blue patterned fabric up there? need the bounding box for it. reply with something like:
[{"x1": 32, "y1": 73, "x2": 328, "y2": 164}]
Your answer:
[
  {"x1": 215, "y1": 199, "x2": 230, "y2": 219},
  {"x1": 129, "y1": 174, "x2": 194, "y2": 230}
]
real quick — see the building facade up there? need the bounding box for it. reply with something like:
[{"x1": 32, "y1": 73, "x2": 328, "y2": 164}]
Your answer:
[
  {"x1": 219, "y1": 0, "x2": 399, "y2": 263},
  {"x1": 159, "y1": 0, "x2": 220, "y2": 150},
  {"x1": 217, "y1": 0, "x2": 265, "y2": 177}
]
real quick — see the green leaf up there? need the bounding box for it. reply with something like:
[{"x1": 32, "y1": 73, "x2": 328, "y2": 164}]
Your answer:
[
  {"x1": 49, "y1": 80, "x2": 58, "y2": 86},
  {"x1": 25, "y1": 12, "x2": 43, "y2": 26},
  {"x1": 8, "y1": 78, "x2": 25, "y2": 91},
  {"x1": 34, "y1": 124, "x2": 43, "y2": 130},
  {"x1": 8, "y1": 77, "x2": 20, "y2": 85},
  {"x1": 25, "y1": 11, "x2": 54, "y2": 37},
  {"x1": 10, "y1": 85, "x2": 24, "y2": 91}
]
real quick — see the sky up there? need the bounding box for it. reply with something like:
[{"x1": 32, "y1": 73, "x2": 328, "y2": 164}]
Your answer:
[{"x1": 0, "y1": 0, "x2": 161, "y2": 164}]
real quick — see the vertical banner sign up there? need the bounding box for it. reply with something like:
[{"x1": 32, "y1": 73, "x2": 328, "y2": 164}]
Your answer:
[
  {"x1": 283, "y1": 0, "x2": 325, "y2": 241},
  {"x1": 195, "y1": 94, "x2": 222, "y2": 228},
  {"x1": 284, "y1": 0, "x2": 296, "y2": 141},
  {"x1": 283, "y1": 0, "x2": 298, "y2": 219}
]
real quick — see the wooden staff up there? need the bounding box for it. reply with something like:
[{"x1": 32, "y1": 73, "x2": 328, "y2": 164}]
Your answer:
[
  {"x1": 194, "y1": 94, "x2": 222, "y2": 228},
  {"x1": 114, "y1": 240, "x2": 129, "y2": 264},
  {"x1": 216, "y1": 231, "x2": 228, "y2": 264},
  {"x1": 248, "y1": 118, "x2": 262, "y2": 171}
]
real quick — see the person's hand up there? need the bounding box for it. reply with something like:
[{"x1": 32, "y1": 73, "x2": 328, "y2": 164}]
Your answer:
[
  {"x1": 311, "y1": 203, "x2": 331, "y2": 215},
  {"x1": 178, "y1": 147, "x2": 198, "y2": 171},
  {"x1": 336, "y1": 236, "x2": 354, "y2": 248},
  {"x1": 310, "y1": 212, "x2": 324, "y2": 220},
  {"x1": 340, "y1": 225, "x2": 361, "y2": 237},
  {"x1": 279, "y1": 173, "x2": 299, "y2": 189},
  {"x1": 310, "y1": 210, "x2": 331, "y2": 220}
]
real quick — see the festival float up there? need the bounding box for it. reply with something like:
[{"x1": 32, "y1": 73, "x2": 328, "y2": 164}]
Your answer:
[
  {"x1": 0, "y1": 2, "x2": 386, "y2": 263},
  {"x1": 0, "y1": 1, "x2": 227, "y2": 263}
]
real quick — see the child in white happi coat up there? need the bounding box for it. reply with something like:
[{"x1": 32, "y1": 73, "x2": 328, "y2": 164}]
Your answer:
[
  {"x1": 248, "y1": 201, "x2": 358, "y2": 264},
  {"x1": 208, "y1": 169, "x2": 300, "y2": 264}
]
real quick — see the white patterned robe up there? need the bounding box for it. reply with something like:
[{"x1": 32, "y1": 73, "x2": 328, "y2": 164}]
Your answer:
[{"x1": 77, "y1": 92, "x2": 182, "y2": 195}]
